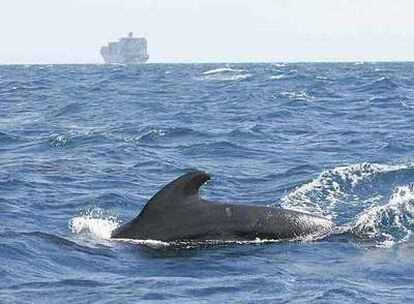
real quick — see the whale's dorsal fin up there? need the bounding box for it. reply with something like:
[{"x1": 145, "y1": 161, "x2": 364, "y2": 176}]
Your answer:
[{"x1": 142, "y1": 170, "x2": 211, "y2": 210}]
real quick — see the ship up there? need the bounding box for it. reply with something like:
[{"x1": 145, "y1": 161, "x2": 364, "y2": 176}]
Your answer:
[{"x1": 100, "y1": 32, "x2": 149, "y2": 64}]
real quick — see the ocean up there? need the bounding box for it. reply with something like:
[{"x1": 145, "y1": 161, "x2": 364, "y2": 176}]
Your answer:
[{"x1": 1, "y1": 62, "x2": 413, "y2": 303}]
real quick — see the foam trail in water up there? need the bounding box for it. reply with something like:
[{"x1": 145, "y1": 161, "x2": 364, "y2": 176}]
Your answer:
[{"x1": 69, "y1": 207, "x2": 120, "y2": 240}]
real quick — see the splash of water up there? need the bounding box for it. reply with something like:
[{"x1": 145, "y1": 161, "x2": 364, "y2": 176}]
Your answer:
[
  {"x1": 69, "y1": 208, "x2": 172, "y2": 248},
  {"x1": 69, "y1": 207, "x2": 120, "y2": 240}
]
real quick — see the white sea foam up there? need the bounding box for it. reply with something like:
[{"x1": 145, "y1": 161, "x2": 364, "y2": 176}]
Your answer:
[
  {"x1": 69, "y1": 207, "x2": 120, "y2": 240},
  {"x1": 280, "y1": 90, "x2": 312, "y2": 101},
  {"x1": 49, "y1": 134, "x2": 69, "y2": 147}
]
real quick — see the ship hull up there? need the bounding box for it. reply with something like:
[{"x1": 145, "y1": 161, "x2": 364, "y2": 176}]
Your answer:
[{"x1": 101, "y1": 54, "x2": 149, "y2": 65}]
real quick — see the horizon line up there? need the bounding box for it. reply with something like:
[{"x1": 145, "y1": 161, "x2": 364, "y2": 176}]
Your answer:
[{"x1": 1, "y1": 59, "x2": 414, "y2": 66}]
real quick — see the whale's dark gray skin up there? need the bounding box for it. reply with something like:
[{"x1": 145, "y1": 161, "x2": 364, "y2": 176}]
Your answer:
[{"x1": 111, "y1": 170, "x2": 333, "y2": 242}]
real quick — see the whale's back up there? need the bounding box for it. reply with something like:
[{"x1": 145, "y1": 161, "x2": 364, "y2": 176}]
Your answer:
[{"x1": 111, "y1": 171, "x2": 333, "y2": 241}]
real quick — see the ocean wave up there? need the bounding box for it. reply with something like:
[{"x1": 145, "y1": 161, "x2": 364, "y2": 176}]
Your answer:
[
  {"x1": 8, "y1": 279, "x2": 108, "y2": 290},
  {"x1": 367, "y1": 95, "x2": 397, "y2": 104},
  {"x1": 0, "y1": 230, "x2": 114, "y2": 258},
  {"x1": 0, "y1": 131, "x2": 25, "y2": 145},
  {"x1": 281, "y1": 162, "x2": 414, "y2": 247},
  {"x1": 181, "y1": 141, "x2": 261, "y2": 158},
  {"x1": 280, "y1": 162, "x2": 414, "y2": 219},
  {"x1": 400, "y1": 98, "x2": 414, "y2": 109},
  {"x1": 356, "y1": 76, "x2": 399, "y2": 93},
  {"x1": 124, "y1": 127, "x2": 212, "y2": 144},
  {"x1": 134, "y1": 129, "x2": 165, "y2": 142},
  {"x1": 201, "y1": 67, "x2": 245, "y2": 75},
  {"x1": 24, "y1": 231, "x2": 114, "y2": 257},
  {"x1": 198, "y1": 67, "x2": 251, "y2": 81},
  {"x1": 92, "y1": 192, "x2": 132, "y2": 208},
  {"x1": 3, "y1": 62, "x2": 414, "y2": 302},
  {"x1": 342, "y1": 185, "x2": 414, "y2": 247},
  {"x1": 269, "y1": 74, "x2": 285, "y2": 80},
  {"x1": 47, "y1": 132, "x2": 114, "y2": 148},
  {"x1": 50, "y1": 102, "x2": 83, "y2": 118}
]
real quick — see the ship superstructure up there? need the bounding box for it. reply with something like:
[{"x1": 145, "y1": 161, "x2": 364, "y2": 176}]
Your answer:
[{"x1": 100, "y1": 32, "x2": 149, "y2": 64}]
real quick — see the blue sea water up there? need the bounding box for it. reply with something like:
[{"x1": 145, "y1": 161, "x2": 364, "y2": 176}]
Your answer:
[{"x1": 1, "y1": 62, "x2": 414, "y2": 303}]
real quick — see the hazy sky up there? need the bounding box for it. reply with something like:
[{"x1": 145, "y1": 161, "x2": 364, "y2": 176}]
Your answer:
[{"x1": 1, "y1": 0, "x2": 413, "y2": 63}]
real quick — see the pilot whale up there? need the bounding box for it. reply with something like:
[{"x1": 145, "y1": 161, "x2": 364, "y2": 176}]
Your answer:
[{"x1": 111, "y1": 170, "x2": 333, "y2": 242}]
